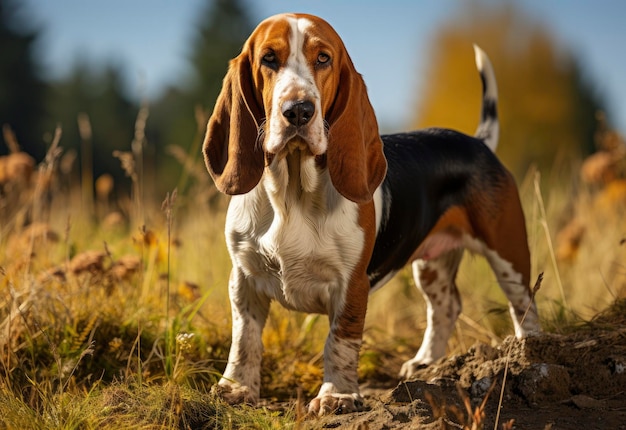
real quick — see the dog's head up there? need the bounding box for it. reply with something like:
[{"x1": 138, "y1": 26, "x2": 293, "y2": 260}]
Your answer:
[{"x1": 202, "y1": 13, "x2": 386, "y2": 203}]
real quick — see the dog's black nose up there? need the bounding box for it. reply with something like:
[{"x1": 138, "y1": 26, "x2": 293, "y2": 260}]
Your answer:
[{"x1": 282, "y1": 100, "x2": 315, "y2": 126}]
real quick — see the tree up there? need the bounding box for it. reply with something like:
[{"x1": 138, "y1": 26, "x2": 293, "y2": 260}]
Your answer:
[
  {"x1": 147, "y1": 0, "x2": 255, "y2": 196},
  {"x1": 0, "y1": 0, "x2": 46, "y2": 158},
  {"x1": 45, "y1": 61, "x2": 138, "y2": 203},
  {"x1": 412, "y1": 2, "x2": 605, "y2": 177},
  {"x1": 188, "y1": 0, "x2": 254, "y2": 110}
]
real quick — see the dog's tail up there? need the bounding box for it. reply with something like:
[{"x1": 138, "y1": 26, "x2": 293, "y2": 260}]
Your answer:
[{"x1": 473, "y1": 44, "x2": 499, "y2": 152}]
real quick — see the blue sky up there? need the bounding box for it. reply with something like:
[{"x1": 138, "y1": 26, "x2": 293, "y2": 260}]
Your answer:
[{"x1": 23, "y1": 0, "x2": 626, "y2": 133}]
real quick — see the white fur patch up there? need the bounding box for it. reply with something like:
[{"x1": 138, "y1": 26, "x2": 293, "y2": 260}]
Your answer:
[
  {"x1": 403, "y1": 255, "x2": 462, "y2": 370},
  {"x1": 264, "y1": 16, "x2": 327, "y2": 156},
  {"x1": 227, "y1": 154, "x2": 364, "y2": 315},
  {"x1": 463, "y1": 236, "x2": 539, "y2": 336}
]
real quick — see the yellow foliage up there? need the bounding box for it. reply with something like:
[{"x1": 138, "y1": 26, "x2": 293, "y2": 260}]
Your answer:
[{"x1": 412, "y1": 2, "x2": 601, "y2": 177}]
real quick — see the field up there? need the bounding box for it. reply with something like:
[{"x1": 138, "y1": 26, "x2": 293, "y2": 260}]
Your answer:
[{"x1": 1, "y1": 124, "x2": 626, "y2": 429}]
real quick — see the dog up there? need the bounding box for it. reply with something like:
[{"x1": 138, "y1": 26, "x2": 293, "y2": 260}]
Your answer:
[{"x1": 202, "y1": 13, "x2": 539, "y2": 415}]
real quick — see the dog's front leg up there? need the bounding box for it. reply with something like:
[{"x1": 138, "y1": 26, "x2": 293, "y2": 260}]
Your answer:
[
  {"x1": 213, "y1": 268, "x2": 270, "y2": 405},
  {"x1": 308, "y1": 274, "x2": 369, "y2": 416}
]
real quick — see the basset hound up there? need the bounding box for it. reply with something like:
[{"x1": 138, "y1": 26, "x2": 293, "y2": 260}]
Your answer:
[{"x1": 203, "y1": 13, "x2": 540, "y2": 415}]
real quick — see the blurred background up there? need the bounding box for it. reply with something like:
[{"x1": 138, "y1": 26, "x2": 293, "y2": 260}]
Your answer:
[
  {"x1": 1, "y1": 3, "x2": 625, "y2": 416},
  {"x1": 2, "y1": 0, "x2": 625, "y2": 198}
]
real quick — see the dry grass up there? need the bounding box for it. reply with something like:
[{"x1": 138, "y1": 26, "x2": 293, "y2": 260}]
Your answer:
[{"x1": 1, "y1": 115, "x2": 625, "y2": 428}]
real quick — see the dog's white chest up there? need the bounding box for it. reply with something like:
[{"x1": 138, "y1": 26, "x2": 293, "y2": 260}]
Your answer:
[{"x1": 226, "y1": 179, "x2": 364, "y2": 314}]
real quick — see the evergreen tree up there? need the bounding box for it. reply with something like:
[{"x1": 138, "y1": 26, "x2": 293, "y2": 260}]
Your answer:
[
  {"x1": 189, "y1": 0, "x2": 254, "y2": 110},
  {"x1": 148, "y1": 0, "x2": 255, "y2": 195},
  {"x1": 46, "y1": 61, "x2": 137, "y2": 183},
  {"x1": 0, "y1": 0, "x2": 46, "y2": 158}
]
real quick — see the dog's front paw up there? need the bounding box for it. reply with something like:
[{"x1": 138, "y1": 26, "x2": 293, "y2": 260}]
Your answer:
[
  {"x1": 399, "y1": 357, "x2": 431, "y2": 380},
  {"x1": 211, "y1": 381, "x2": 258, "y2": 405},
  {"x1": 308, "y1": 392, "x2": 364, "y2": 416}
]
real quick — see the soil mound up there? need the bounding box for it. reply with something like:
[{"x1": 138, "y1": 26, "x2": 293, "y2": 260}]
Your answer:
[{"x1": 314, "y1": 300, "x2": 626, "y2": 429}]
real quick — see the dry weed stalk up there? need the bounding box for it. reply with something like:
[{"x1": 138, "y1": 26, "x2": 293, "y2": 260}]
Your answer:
[
  {"x1": 173, "y1": 104, "x2": 209, "y2": 195},
  {"x1": 493, "y1": 273, "x2": 543, "y2": 430},
  {"x1": 0, "y1": 125, "x2": 36, "y2": 229},
  {"x1": 167, "y1": 143, "x2": 221, "y2": 208},
  {"x1": 2, "y1": 124, "x2": 21, "y2": 154},
  {"x1": 31, "y1": 126, "x2": 63, "y2": 233},
  {"x1": 77, "y1": 112, "x2": 94, "y2": 217},
  {"x1": 113, "y1": 150, "x2": 139, "y2": 223},
  {"x1": 0, "y1": 125, "x2": 34, "y2": 184},
  {"x1": 113, "y1": 104, "x2": 150, "y2": 228},
  {"x1": 423, "y1": 380, "x2": 502, "y2": 430},
  {"x1": 95, "y1": 173, "x2": 114, "y2": 218},
  {"x1": 131, "y1": 104, "x2": 149, "y2": 222},
  {"x1": 424, "y1": 390, "x2": 448, "y2": 424},
  {"x1": 457, "y1": 381, "x2": 495, "y2": 430},
  {"x1": 162, "y1": 189, "x2": 178, "y2": 378},
  {"x1": 533, "y1": 172, "x2": 567, "y2": 307}
]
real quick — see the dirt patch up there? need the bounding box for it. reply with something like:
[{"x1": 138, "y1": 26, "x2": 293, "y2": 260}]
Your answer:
[{"x1": 308, "y1": 304, "x2": 626, "y2": 429}]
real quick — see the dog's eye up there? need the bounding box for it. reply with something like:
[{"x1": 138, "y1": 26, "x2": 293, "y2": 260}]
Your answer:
[
  {"x1": 316, "y1": 53, "x2": 331, "y2": 66},
  {"x1": 262, "y1": 52, "x2": 278, "y2": 69}
]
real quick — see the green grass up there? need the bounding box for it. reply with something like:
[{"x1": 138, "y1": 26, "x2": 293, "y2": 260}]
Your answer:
[{"x1": 0, "y1": 381, "x2": 297, "y2": 429}]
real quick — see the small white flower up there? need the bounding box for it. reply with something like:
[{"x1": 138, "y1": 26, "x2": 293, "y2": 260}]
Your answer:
[{"x1": 176, "y1": 332, "x2": 195, "y2": 352}]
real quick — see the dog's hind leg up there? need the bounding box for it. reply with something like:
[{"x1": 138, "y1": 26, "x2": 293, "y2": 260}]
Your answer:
[
  {"x1": 399, "y1": 248, "x2": 464, "y2": 379},
  {"x1": 472, "y1": 178, "x2": 540, "y2": 337},
  {"x1": 484, "y1": 249, "x2": 539, "y2": 337}
]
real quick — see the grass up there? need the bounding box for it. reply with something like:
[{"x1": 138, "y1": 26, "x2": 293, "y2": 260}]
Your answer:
[{"x1": 1, "y1": 119, "x2": 625, "y2": 429}]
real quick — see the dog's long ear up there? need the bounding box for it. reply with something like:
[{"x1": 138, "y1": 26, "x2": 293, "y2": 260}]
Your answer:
[
  {"x1": 203, "y1": 53, "x2": 264, "y2": 195},
  {"x1": 326, "y1": 55, "x2": 387, "y2": 204}
]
